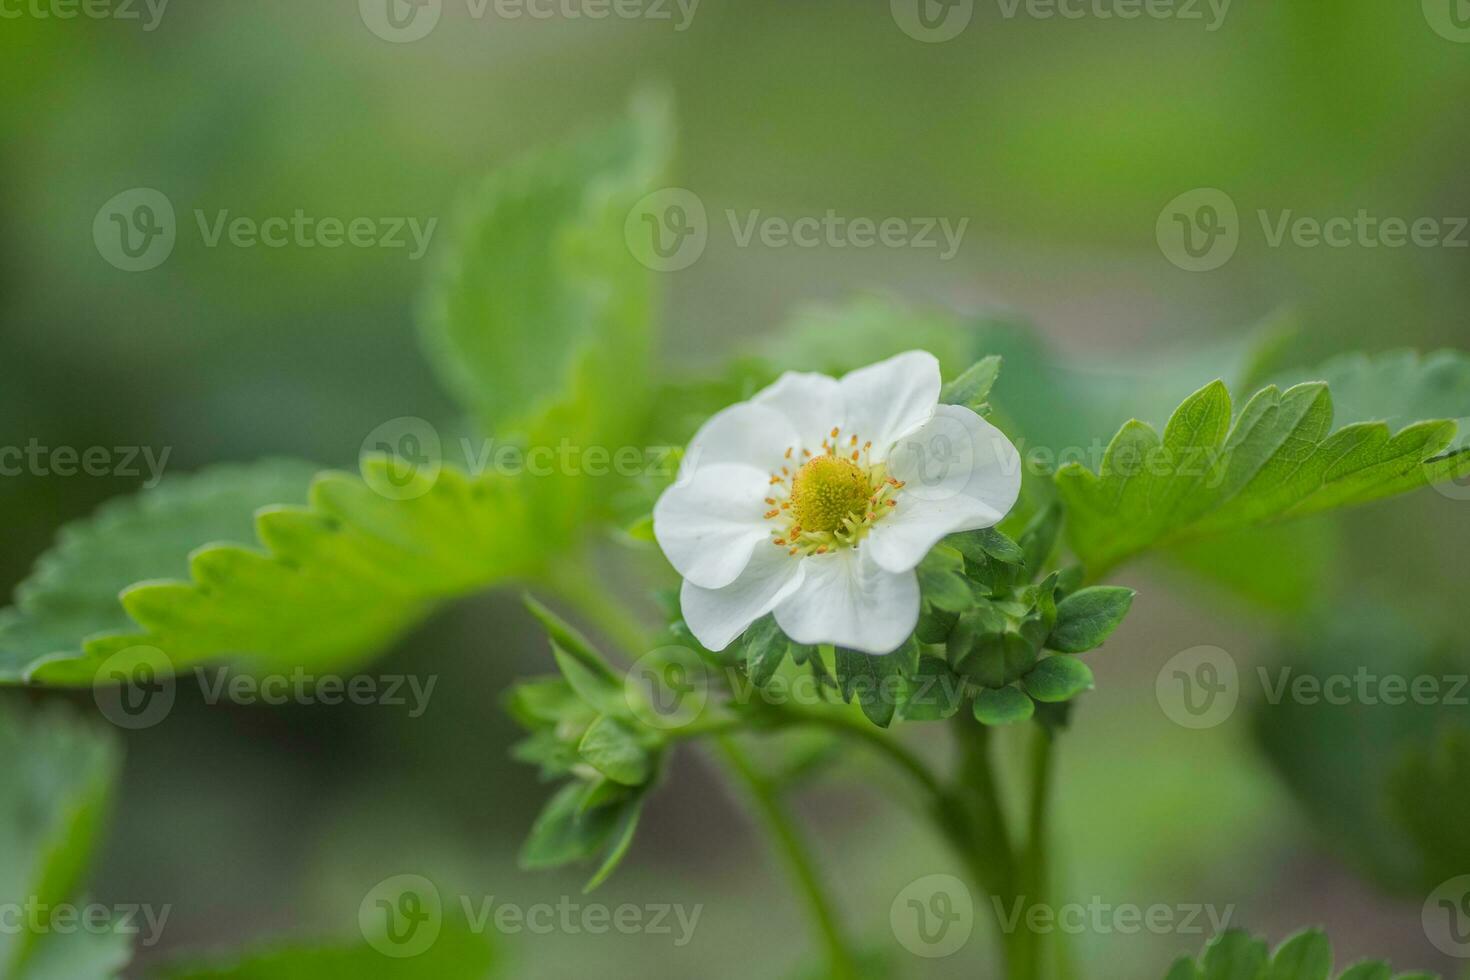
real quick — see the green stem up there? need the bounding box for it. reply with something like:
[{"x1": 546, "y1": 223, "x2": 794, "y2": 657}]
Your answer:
[
  {"x1": 716, "y1": 736, "x2": 861, "y2": 980},
  {"x1": 1005, "y1": 723, "x2": 1060, "y2": 980},
  {"x1": 767, "y1": 702, "x2": 946, "y2": 799}
]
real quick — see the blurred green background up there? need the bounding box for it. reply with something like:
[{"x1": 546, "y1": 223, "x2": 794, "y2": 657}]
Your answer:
[{"x1": 2, "y1": 1, "x2": 1469, "y2": 976}]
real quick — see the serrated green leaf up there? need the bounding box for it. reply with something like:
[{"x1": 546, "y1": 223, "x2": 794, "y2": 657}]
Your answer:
[
  {"x1": 1047, "y1": 586, "x2": 1135, "y2": 653},
  {"x1": 1163, "y1": 929, "x2": 1434, "y2": 980},
  {"x1": 504, "y1": 676, "x2": 588, "y2": 730},
  {"x1": 153, "y1": 924, "x2": 494, "y2": 979},
  {"x1": 972, "y1": 686, "x2": 1034, "y2": 726},
  {"x1": 1057, "y1": 353, "x2": 1470, "y2": 575},
  {"x1": 577, "y1": 715, "x2": 653, "y2": 786},
  {"x1": 0, "y1": 460, "x2": 317, "y2": 684},
  {"x1": 420, "y1": 90, "x2": 666, "y2": 440},
  {"x1": 1022, "y1": 656, "x2": 1094, "y2": 703},
  {"x1": 1267, "y1": 929, "x2": 1331, "y2": 980},
  {"x1": 4, "y1": 459, "x2": 545, "y2": 686},
  {"x1": 940, "y1": 355, "x2": 1002, "y2": 412}
]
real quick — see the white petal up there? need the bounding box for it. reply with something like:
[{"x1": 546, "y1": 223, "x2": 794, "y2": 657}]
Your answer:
[
  {"x1": 866, "y1": 404, "x2": 1023, "y2": 573},
  {"x1": 752, "y1": 370, "x2": 844, "y2": 453},
  {"x1": 654, "y1": 463, "x2": 772, "y2": 590},
  {"x1": 679, "y1": 401, "x2": 797, "y2": 479},
  {"x1": 680, "y1": 544, "x2": 806, "y2": 652},
  {"x1": 837, "y1": 351, "x2": 941, "y2": 460},
  {"x1": 773, "y1": 548, "x2": 919, "y2": 655}
]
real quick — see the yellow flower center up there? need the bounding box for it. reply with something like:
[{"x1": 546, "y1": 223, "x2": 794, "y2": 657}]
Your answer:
[
  {"x1": 762, "y1": 426, "x2": 904, "y2": 556},
  {"x1": 791, "y1": 455, "x2": 871, "y2": 533}
]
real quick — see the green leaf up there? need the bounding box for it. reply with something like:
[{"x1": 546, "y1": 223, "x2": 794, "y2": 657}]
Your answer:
[
  {"x1": 0, "y1": 459, "x2": 317, "y2": 683},
  {"x1": 524, "y1": 596, "x2": 620, "y2": 686},
  {"x1": 1389, "y1": 725, "x2": 1470, "y2": 887},
  {"x1": 916, "y1": 545, "x2": 973, "y2": 613},
  {"x1": 1057, "y1": 352, "x2": 1470, "y2": 574},
  {"x1": 0, "y1": 706, "x2": 121, "y2": 979},
  {"x1": 1267, "y1": 929, "x2": 1332, "y2": 980},
  {"x1": 743, "y1": 615, "x2": 788, "y2": 687},
  {"x1": 583, "y1": 793, "x2": 645, "y2": 893},
  {"x1": 577, "y1": 715, "x2": 653, "y2": 786},
  {"x1": 1335, "y1": 965, "x2": 1390, "y2": 980},
  {"x1": 1200, "y1": 930, "x2": 1269, "y2": 980},
  {"x1": 153, "y1": 925, "x2": 495, "y2": 979},
  {"x1": 1252, "y1": 609, "x2": 1470, "y2": 895},
  {"x1": 949, "y1": 527, "x2": 1026, "y2": 567},
  {"x1": 4, "y1": 459, "x2": 543, "y2": 687},
  {"x1": 761, "y1": 295, "x2": 981, "y2": 381},
  {"x1": 519, "y1": 781, "x2": 629, "y2": 871},
  {"x1": 1046, "y1": 586, "x2": 1135, "y2": 653},
  {"x1": 1163, "y1": 928, "x2": 1437, "y2": 980},
  {"x1": 940, "y1": 355, "x2": 1002, "y2": 413},
  {"x1": 1022, "y1": 656, "x2": 1094, "y2": 703},
  {"x1": 420, "y1": 89, "x2": 668, "y2": 441},
  {"x1": 898, "y1": 656, "x2": 966, "y2": 721},
  {"x1": 834, "y1": 644, "x2": 911, "y2": 728},
  {"x1": 18, "y1": 929, "x2": 130, "y2": 980},
  {"x1": 972, "y1": 686, "x2": 1035, "y2": 726}
]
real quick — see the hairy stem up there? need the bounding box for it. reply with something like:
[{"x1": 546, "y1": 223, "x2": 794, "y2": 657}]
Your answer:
[{"x1": 716, "y1": 736, "x2": 861, "y2": 980}]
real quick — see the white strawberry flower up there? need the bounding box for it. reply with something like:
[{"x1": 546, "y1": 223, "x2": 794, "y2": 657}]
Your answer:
[{"x1": 654, "y1": 351, "x2": 1023, "y2": 655}]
